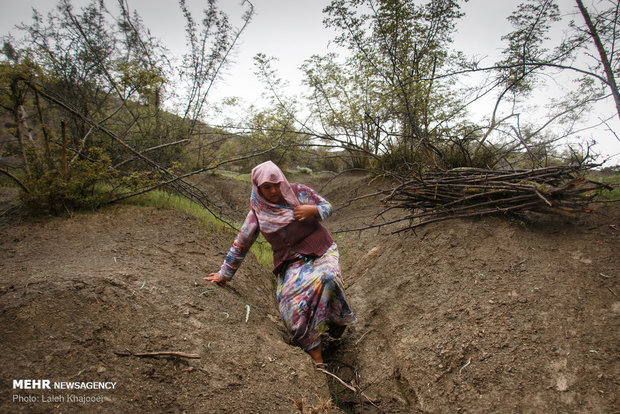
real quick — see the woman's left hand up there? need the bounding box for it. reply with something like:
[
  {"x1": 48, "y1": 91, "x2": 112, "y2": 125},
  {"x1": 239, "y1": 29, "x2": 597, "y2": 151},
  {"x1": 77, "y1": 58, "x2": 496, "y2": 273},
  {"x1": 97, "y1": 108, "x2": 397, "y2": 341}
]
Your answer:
[
  {"x1": 294, "y1": 205, "x2": 318, "y2": 221},
  {"x1": 204, "y1": 273, "x2": 227, "y2": 287}
]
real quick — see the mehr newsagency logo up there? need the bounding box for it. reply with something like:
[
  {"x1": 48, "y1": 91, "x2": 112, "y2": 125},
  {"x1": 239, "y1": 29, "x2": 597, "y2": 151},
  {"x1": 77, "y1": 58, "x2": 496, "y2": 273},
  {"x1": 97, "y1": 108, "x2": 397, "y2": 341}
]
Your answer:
[{"x1": 12, "y1": 379, "x2": 117, "y2": 404}]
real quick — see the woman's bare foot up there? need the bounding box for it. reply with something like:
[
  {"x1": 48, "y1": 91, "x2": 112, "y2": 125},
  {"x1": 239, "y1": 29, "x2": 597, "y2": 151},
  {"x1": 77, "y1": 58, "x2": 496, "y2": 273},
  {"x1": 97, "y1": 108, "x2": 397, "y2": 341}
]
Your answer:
[{"x1": 307, "y1": 343, "x2": 323, "y2": 364}]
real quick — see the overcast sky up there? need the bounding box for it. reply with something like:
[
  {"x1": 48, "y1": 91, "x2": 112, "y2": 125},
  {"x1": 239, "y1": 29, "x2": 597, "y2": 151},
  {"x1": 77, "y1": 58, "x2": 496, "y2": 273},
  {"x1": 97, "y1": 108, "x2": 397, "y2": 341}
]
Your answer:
[{"x1": 1, "y1": 0, "x2": 618, "y2": 164}]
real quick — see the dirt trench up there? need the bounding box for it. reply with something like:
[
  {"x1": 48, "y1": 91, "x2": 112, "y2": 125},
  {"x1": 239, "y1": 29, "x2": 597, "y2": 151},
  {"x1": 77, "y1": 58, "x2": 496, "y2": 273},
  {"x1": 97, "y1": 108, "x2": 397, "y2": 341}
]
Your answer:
[{"x1": 1, "y1": 172, "x2": 619, "y2": 413}]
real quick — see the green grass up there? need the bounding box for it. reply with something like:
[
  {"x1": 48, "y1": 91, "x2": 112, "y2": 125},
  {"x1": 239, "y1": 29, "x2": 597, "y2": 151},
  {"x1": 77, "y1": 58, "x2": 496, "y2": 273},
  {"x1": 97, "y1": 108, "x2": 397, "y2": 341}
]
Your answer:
[
  {"x1": 591, "y1": 172, "x2": 620, "y2": 201},
  {"x1": 218, "y1": 171, "x2": 252, "y2": 183},
  {"x1": 127, "y1": 188, "x2": 220, "y2": 223},
  {"x1": 250, "y1": 237, "x2": 273, "y2": 269}
]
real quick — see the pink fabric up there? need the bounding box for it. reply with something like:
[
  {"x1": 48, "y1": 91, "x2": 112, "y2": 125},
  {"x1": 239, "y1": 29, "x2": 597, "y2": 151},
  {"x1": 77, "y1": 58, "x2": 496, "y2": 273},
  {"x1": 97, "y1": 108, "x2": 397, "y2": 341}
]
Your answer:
[{"x1": 250, "y1": 161, "x2": 299, "y2": 233}]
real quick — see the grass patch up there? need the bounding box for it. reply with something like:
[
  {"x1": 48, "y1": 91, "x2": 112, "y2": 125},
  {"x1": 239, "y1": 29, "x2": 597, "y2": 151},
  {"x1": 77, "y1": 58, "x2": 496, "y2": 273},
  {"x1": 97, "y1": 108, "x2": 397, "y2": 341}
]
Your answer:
[
  {"x1": 218, "y1": 171, "x2": 252, "y2": 183},
  {"x1": 251, "y1": 237, "x2": 273, "y2": 269},
  {"x1": 590, "y1": 172, "x2": 620, "y2": 201},
  {"x1": 127, "y1": 188, "x2": 221, "y2": 225}
]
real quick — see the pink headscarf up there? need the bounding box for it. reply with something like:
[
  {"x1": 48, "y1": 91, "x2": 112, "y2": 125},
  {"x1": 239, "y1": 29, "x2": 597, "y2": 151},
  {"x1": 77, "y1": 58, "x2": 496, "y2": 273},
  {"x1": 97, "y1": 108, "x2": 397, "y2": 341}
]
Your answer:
[{"x1": 250, "y1": 161, "x2": 299, "y2": 233}]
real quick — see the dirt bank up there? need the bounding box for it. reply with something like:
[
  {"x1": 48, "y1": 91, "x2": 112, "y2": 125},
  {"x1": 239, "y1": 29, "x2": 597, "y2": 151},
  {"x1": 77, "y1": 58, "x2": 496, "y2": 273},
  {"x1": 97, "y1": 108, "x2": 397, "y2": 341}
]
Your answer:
[
  {"x1": 1, "y1": 206, "x2": 334, "y2": 413},
  {"x1": 1, "y1": 172, "x2": 619, "y2": 413}
]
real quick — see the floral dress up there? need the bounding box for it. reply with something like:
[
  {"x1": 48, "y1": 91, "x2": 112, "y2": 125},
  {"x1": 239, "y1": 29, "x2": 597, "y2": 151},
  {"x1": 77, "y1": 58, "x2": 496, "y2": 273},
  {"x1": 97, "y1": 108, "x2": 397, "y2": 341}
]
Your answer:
[{"x1": 218, "y1": 183, "x2": 356, "y2": 350}]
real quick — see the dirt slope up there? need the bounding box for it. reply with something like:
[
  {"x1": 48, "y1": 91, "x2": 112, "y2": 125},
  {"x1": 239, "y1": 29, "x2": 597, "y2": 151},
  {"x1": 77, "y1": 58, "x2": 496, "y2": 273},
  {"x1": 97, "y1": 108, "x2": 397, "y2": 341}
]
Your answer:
[
  {"x1": 1, "y1": 172, "x2": 619, "y2": 413},
  {"x1": 1, "y1": 206, "x2": 334, "y2": 413},
  {"x1": 321, "y1": 174, "x2": 620, "y2": 413}
]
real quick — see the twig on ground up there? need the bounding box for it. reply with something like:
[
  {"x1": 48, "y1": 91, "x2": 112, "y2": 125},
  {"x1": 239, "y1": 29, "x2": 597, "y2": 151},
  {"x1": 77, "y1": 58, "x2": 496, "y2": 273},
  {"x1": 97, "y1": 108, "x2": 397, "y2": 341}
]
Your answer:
[
  {"x1": 316, "y1": 367, "x2": 380, "y2": 409},
  {"x1": 316, "y1": 367, "x2": 356, "y2": 392},
  {"x1": 114, "y1": 350, "x2": 201, "y2": 359},
  {"x1": 354, "y1": 330, "x2": 370, "y2": 346},
  {"x1": 0, "y1": 205, "x2": 19, "y2": 217},
  {"x1": 458, "y1": 357, "x2": 472, "y2": 375},
  {"x1": 25, "y1": 280, "x2": 48, "y2": 289}
]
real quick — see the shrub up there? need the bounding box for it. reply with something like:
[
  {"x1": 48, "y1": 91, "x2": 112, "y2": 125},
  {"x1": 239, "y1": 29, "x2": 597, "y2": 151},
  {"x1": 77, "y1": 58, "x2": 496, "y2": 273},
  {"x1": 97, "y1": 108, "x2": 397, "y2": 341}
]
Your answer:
[{"x1": 18, "y1": 147, "x2": 112, "y2": 215}]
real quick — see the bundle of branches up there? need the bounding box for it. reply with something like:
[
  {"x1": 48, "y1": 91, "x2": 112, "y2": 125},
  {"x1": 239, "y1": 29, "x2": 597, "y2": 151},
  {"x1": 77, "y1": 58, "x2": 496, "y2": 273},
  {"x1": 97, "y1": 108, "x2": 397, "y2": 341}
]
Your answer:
[{"x1": 382, "y1": 165, "x2": 613, "y2": 231}]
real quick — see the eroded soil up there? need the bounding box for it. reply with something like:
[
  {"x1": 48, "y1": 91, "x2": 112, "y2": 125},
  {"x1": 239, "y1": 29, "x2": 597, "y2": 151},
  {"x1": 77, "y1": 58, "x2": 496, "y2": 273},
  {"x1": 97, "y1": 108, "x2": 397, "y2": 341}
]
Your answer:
[{"x1": 1, "y1": 172, "x2": 618, "y2": 413}]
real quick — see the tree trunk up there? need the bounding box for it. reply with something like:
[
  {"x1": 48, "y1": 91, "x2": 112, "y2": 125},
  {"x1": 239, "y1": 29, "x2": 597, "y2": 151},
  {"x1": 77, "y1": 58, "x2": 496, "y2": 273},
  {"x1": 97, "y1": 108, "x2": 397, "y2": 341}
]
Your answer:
[
  {"x1": 11, "y1": 94, "x2": 31, "y2": 179},
  {"x1": 575, "y1": 0, "x2": 620, "y2": 121}
]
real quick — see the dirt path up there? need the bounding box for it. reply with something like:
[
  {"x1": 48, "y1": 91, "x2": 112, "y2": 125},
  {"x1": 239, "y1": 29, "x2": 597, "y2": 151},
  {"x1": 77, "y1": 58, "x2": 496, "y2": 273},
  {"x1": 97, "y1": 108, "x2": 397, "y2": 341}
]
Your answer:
[{"x1": 1, "y1": 173, "x2": 619, "y2": 413}]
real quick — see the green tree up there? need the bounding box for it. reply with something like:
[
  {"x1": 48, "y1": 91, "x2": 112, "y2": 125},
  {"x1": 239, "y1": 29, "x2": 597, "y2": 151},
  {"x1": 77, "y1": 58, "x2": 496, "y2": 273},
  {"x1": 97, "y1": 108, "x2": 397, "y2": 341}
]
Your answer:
[
  {"x1": 308, "y1": 0, "x2": 468, "y2": 172},
  {"x1": 0, "y1": 0, "x2": 253, "y2": 216},
  {"x1": 301, "y1": 53, "x2": 387, "y2": 169}
]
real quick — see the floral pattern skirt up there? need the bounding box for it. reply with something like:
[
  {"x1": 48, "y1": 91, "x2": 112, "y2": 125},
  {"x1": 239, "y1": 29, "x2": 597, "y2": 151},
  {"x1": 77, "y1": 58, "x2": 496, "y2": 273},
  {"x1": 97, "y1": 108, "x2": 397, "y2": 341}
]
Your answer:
[{"x1": 276, "y1": 243, "x2": 357, "y2": 351}]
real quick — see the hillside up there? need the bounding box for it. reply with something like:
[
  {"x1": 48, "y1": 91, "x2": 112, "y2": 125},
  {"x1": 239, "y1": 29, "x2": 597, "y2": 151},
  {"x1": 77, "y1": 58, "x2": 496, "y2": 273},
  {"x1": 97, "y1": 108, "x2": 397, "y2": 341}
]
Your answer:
[{"x1": 1, "y1": 172, "x2": 619, "y2": 413}]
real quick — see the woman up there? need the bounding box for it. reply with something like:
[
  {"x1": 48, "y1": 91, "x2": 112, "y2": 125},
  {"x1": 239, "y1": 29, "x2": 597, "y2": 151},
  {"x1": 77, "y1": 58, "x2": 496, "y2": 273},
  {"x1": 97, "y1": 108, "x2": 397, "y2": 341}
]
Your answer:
[{"x1": 204, "y1": 161, "x2": 356, "y2": 367}]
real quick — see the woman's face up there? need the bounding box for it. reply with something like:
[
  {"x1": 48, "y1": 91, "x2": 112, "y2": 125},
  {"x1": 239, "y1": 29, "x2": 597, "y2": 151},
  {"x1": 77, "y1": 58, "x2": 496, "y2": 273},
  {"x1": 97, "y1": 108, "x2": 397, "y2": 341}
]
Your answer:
[{"x1": 259, "y1": 182, "x2": 284, "y2": 204}]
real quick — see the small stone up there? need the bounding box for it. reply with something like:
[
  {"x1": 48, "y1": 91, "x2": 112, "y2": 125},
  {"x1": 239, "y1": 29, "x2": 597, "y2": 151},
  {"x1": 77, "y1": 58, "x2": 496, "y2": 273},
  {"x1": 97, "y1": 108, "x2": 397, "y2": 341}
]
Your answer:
[{"x1": 556, "y1": 375, "x2": 569, "y2": 392}]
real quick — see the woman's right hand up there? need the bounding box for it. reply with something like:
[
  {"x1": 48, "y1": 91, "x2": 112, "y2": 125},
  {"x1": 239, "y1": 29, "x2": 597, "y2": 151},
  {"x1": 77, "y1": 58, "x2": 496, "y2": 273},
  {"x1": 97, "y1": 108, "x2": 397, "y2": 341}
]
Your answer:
[{"x1": 204, "y1": 273, "x2": 227, "y2": 287}]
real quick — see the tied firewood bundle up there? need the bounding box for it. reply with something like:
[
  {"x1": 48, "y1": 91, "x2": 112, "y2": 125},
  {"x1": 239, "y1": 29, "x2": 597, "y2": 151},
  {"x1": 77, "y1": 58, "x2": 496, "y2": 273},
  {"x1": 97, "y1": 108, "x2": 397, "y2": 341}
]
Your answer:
[{"x1": 382, "y1": 165, "x2": 613, "y2": 231}]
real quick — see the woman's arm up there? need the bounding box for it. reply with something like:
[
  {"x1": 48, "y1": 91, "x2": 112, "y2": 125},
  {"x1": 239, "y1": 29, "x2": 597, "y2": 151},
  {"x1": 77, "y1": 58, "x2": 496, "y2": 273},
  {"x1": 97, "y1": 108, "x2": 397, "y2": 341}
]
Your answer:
[
  {"x1": 292, "y1": 183, "x2": 333, "y2": 220},
  {"x1": 204, "y1": 211, "x2": 259, "y2": 285}
]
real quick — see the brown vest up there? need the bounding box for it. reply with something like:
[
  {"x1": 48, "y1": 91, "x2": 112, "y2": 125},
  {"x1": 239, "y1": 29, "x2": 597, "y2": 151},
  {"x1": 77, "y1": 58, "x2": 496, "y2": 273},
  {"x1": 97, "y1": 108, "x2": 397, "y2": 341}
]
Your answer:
[{"x1": 260, "y1": 217, "x2": 334, "y2": 275}]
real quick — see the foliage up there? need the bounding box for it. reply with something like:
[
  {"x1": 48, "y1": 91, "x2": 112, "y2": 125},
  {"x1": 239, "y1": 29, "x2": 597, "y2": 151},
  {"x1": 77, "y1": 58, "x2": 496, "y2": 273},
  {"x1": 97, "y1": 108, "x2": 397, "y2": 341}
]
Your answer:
[
  {"x1": 0, "y1": 0, "x2": 253, "y2": 217},
  {"x1": 589, "y1": 170, "x2": 620, "y2": 200},
  {"x1": 301, "y1": 53, "x2": 383, "y2": 169},
  {"x1": 178, "y1": 0, "x2": 253, "y2": 133},
  {"x1": 291, "y1": 0, "x2": 620, "y2": 175},
  {"x1": 303, "y1": 0, "x2": 500, "y2": 172},
  {"x1": 18, "y1": 147, "x2": 112, "y2": 215},
  {"x1": 499, "y1": 0, "x2": 561, "y2": 93}
]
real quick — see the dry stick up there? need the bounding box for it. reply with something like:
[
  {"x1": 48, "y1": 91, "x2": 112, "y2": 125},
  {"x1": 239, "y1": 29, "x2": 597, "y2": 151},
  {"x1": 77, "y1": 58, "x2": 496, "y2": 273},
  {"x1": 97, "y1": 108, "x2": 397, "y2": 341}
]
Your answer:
[
  {"x1": 354, "y1": 330, "x2": 371, "y2": 346},
  {"x1": 106, "y1": 142, "x2": 281, "y2": 205},
  {"x1": 318, "y1": 168, "x2": 369, "y2": 193},
  {"x1": 315, "y1": 368, "x2": 379, "y2": 408},
  {"x1": 25, "y1": 280, "x2": 49, "y2": 294},
  {"x1": 25, "y1": 280, "x2": 48, "y2": 287},
  {"x1": 114, "y1": 351, "x2": 200, "y2": 359},
  {"x1": 316, "y1": 368, "x2": 356, "y2": 392},
  {"x1": 383, "y1": 168, "x2": 608, "y2": 226},
  {"x1": 393, "y1": 200, "x2": 543, "y2": 233},
  {"x1": 534, "y1": 189, "x2": 553, "y2": 206},
  {"x1": 393, "y1": 194, "x2": 541, "y2": 221},
  {"x1": 353, "y1": 199, "x2": 539, "y2": 235},
  {"x1": 0, "y1": 167, "x2": 29, "y2": 193}
]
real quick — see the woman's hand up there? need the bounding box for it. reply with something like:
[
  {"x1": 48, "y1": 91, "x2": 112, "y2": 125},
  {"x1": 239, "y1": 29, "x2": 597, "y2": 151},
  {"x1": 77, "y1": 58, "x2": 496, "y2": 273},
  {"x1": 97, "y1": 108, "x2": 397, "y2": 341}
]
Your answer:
[
  {"x1": 204, "y1": 273, "x2": 227, "y2": 287},
  {"x1": 294, "y1": 205, "x2": 318, "y2": 221}
]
